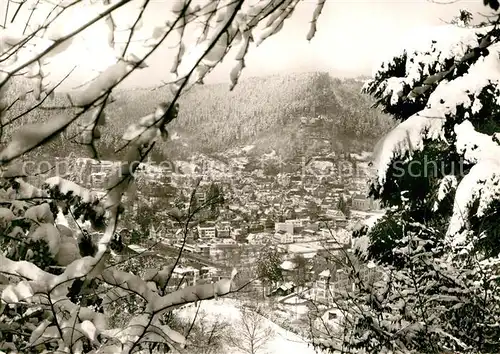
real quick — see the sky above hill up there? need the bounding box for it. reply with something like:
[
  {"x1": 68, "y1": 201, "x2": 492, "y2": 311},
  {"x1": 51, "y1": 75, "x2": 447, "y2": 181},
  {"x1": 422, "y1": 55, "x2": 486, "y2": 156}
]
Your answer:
[
  {"x1": 132, "y1": 0, "x2": 490, "y2": 87},
  {"x1": 204, "y1": 0, "x2": 487, "y2": 78},
  {"x1": 0, "y1": 0, "x2": 492, "y2": 89},
  {"x1": 136, "y1": 0, "x2": 491, "y2": 87}
]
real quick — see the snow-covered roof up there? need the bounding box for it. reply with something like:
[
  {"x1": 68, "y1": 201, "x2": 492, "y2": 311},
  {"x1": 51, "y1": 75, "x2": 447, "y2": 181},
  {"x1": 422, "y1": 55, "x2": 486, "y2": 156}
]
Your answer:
[
  {"x1": 128, "y1": 244, "x2": 147, "y2": 253},
  {"x1": 277, "y1": 282, "x2": 295, "y2": 291},
  {"x1": 285, "y1": 243, "x2": 321, "y2": 255},
  {"x1": 302, "y1": 252, "x2": 316, "y2": 259},
  {"x1": 241, "y1": 145, "x2": 255, "y2": 153},
  {"x1": 201, "y1": 266, "x2": 217, "y2": 272},
  {"x1": 280, "y1": 260, "x2": 296, "y2": 270},
  {"x1": 326, "y1": 209, "x2": 346, "y2": 219},
  {"x1": 173, "y1": 266, "x2": 199, "y2": 275},
  {"x1": 352, "y1": 193, "x2": 367, "y2": 200},
  {"x1": 319, "y1": 269, "x2": 330, "y2": 278}
]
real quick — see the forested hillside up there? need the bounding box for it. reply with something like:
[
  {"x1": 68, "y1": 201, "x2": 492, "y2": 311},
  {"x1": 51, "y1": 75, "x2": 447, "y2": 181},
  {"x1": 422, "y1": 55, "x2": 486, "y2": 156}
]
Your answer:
[
  {"x1": 110, "y1": 72, "x2": 393, "y2": 159},
  {"x1": 1, "y1": 72, "x2": 394, "y2": 162}
]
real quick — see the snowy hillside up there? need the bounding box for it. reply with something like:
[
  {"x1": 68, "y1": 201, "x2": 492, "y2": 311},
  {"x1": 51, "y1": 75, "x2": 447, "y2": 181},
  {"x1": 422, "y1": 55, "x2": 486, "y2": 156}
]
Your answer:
[{"x1": 175, "y1": 299, "x2": 319, "y2": 354}]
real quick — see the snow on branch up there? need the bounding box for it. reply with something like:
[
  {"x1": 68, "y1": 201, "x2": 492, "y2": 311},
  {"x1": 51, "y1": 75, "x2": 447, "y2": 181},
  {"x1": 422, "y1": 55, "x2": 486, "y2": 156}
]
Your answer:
[
  {"x1": 0, "y1": 1, "x2": 327, "y2": 352},
  {"x1": 370, "y1": 38, "x2": 500, "y2": 187},
  {"x1": 1, "y1": 252, "x2": 109, "y2": 303},
  {"x1": 447, "y1": 159, "x2": 500, "y2": 242},
  {"x1": 306, "y1": 0, "x2": 325, "y2": 41}
]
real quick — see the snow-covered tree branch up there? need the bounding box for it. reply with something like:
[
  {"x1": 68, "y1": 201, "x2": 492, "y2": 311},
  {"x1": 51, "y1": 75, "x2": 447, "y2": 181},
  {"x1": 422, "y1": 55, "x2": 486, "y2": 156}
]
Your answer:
[
  {"x1": 312, "y1": 3, "x2": 500, "y2": 353},
  {"x1": 0, "y1": 0, "x2": 326, "y2": 352}
]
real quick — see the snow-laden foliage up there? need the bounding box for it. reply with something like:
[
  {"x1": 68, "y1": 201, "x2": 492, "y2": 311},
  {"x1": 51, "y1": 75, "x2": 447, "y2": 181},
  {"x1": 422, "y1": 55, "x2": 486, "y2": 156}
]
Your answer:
[
  {"x1": 365, "y1": 19, "x2": 500, "y2": 253},
  {"x1": 0, "y1": 177, "x2": 240, "y2": 352},
  {"x1": 0, "y1": 1, "x2": 318, "y2": 353},
  {"x1": 314, "y1": 9, "x2": 500, "y2": 354}
]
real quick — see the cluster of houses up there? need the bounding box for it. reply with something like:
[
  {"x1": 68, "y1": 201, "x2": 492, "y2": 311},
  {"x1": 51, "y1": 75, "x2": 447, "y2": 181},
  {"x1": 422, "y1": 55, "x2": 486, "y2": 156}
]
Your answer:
[
  {"x1": 272, "y1": 247, "x2": 381, "y2": 312},
  {"x1": 196, "y1": 220, "x2": 231, "y2": 239},
  {"x1": 351, "y1": 193, "x2": 381, "y2": 211},
  {"x1": 163, "y1": 265, "x2": 221, "y2": 293},
  {"x1": 41, "y1": 154, "x2": 384, "y2": 315}
]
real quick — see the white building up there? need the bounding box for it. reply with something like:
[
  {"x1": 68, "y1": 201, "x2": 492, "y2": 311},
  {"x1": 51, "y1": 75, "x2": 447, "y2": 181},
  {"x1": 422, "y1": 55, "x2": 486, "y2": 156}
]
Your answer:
[
  {"x1": 200, "y1": 266, "x2": 218, "y2": 280},
  {"x1": 166, "y1": 266, "x2": 200, "y2": 291},
  {"x1": 280, "y1": 260, "x2": 297, "y2": 271},
  {"x1": 217, "y1": 221, "x2": 231, "y2": 238},
  {"x1": 321, "y1": 228, "x2": 351, "y2": 245},
  {"x1": 351, "y1": 194, "x2": 381, "y2": 211},
  {"x1": 276, "y1": 230, "x2": 294, "y2": 244},
  {"x1": 198, "y1": 224, "x2": 217, "y2": 239},
  {"x1": 149, "y1": 224, "x2": 164, "y2": 240},
  {"x1": 196, "y1": 191, "x2": 207, "y2": 205},
  {"x1": 275, "y1": 222, "x2": 294, "y2": 234},
  {"x1": 285, "y1": 219, "x2": 304, "y2": 228}
]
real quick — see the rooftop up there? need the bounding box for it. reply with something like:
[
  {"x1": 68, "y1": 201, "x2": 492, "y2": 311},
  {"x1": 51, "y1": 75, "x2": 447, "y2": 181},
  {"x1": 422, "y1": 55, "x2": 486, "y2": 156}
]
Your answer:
[{"x1": 280, "y1": 260, "x2": 297, "y2": 270}]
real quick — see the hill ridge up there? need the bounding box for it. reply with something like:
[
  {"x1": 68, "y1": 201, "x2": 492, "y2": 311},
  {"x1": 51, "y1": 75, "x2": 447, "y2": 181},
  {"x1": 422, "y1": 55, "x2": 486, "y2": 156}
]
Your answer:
[
  {"x1": 108, "y1": 71, "x2": 393, "y2": 160},
  {"x1": 1, "y1": 72, "x2": 394, "y2": 162}
]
